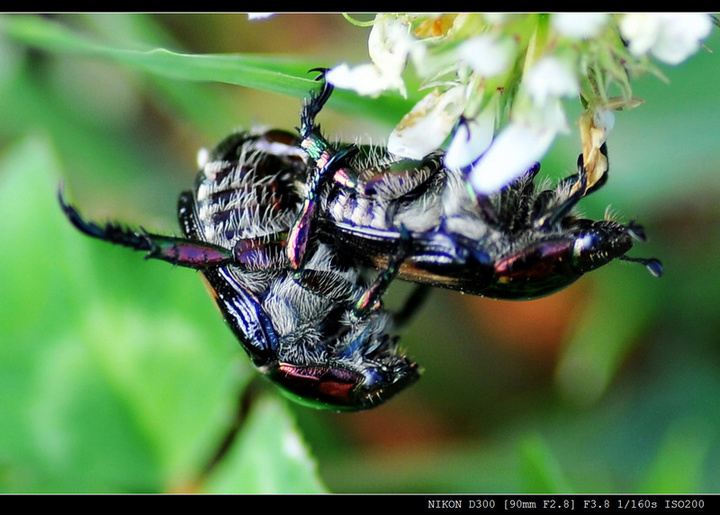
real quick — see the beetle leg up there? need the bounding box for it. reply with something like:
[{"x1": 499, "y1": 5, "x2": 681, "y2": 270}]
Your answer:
[
  {"x1": 582, "y1": 142, "x2": 609, "y2": 196},
  {"x1": 297, "y1": 68, "x2": 336, "y2": 166},
  {"x1": 532, "y1": 146, "x2": 610, "y2": 230},
  {"x1": 286, "y1": 70, "x2": 336, "y2": 269},
  {"x1": 471, "y1": 162, "x2": 542, "y2": 227},
  {"x1": 59, "y1": 183, "x2": 233, "y2": 269},
  {"x1": 564, "y1": 143, "x2": 610, "y2": 199},
  {"x1": 534, "y1": 157, "x2": 589, "y2": 228},
  {"x1": 474, "y1": 193, "x2": 500, "y2": 226},
  {"x1": 144, "y1": 231, "x2": 233, "y2": 268},
  {"x1": 391, "y1": 284, "x2": 432, "y2": 330},
  {"x1": 286, "y1": 197, "x2": 316, "y2": 270},
  {"x1": 298, "y1": 67, "x2": 333, "y2": 141},
  {"x1": 288, "y1": 70, "x2": 361, "y2": 269},
  {"x1": 352, "y1": 226, "x2": 412, "y2": 320}
]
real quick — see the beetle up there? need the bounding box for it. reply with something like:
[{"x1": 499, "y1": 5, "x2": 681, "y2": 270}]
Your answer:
[
  {"x1": 59, "y1": 129, "x2": 419, "y2": 411},
  {"x1": 286, "y1": 71, "x2": 663, "y2": 300}
]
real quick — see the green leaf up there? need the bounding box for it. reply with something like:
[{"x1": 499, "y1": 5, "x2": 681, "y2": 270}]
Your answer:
[
  {"x1": 202, "y1": 394, "x2": 326, "y2": 493},
  {"x1": 519, "y1": 434, "x2": 574, "y2": 494},
  {"x1": 0, "y1": 14, "x2": 414, "y2": 126},
  {"x1": 0, "y1": 135, "x2": 309, "y2": 492},
  {"x1": 636, "y1": 415, "x2": 714, "y2": 493},
  {"x1": 0, "y1": 15, "x2": 310, "y2": 95},
  {"x1": 554, "y1": 264, "x2": 664, "y2": 406},
  {"x1": 0, "y1": 137, "x2": 161, "y2": 491}
]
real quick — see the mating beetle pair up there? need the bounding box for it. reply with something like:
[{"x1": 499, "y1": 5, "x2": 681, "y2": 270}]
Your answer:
[{"x1": 59, "y1": 73, "x2": 661, "y2": 411}]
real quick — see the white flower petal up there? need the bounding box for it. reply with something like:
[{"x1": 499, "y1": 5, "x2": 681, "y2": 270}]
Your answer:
[
  {"x1": 326, "y1": 63, "x2": 403, "y2": 97},
  {"x1": 457, "y1": 35, "x2": 516, "y2": 78},
  {"x1": 619, "y1": 14, "x2": 661, "y2": 56},
  {"x1": 524, "y1": 56, "x2": 579, "y2": 106},
  {"x1": 552, "y1": 13, "x2": 609, "y2": 39},
  {"x1": 444, "y1": 106, "x2": 495, "y2": 169},
  {"x1": 368, "y1": 16, "x2": 412, "y2": 79},
  {"x1": 620, "y1": 13, "x2": 712, "y2": 64},
  {"x1": 388, "y1": 86, "x2": 467, "y2": 159},
  {"x1": 535, "y1": 97, "x2": 571, "y2": 134},
  {"x1": 247, "y1": 13, "x2": 274, "y2": 21},
  {"x1": 468, "y1": 121, "x2": 557, "y2": 195},
  {"x1": 651, "y1": 13, "x2": 713, "y2": 65},
  {"x1": 324, "y1": 16, "x2": 414, "y2": 97}
]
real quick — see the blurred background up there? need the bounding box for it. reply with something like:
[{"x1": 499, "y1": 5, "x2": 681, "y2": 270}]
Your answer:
[{"x1": 1, "y1": 13, "x2": 719, "y2": 493}]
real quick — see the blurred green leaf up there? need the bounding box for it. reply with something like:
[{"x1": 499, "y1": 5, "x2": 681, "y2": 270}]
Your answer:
[
  {"x1": 0, "y1": 14, "x2": 415, "y2": 127},
  {"x1": 555, "y1": 264, "x2": 665, "y2": 406},
  {"x1": 637, "y1": 415, "x2": 714, "y2": 493},
  {"x1": 0, "y1": 136, "x2": 161, "y2": 491},
  {"x1": 203, "y1": 394, "x2": 326, "y2": 493},
  {"x1": 0, "y1": 14, "x2": 313, "y2": 95},
  {"x1": 519, "y1": 434, "x2": 573, "y2": 493},
  {"x1": 0, "y1": 135, "x2": 316, "y2": 492}
]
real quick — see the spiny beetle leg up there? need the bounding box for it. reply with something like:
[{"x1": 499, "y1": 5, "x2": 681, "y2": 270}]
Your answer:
[
  {"x1": 352, "y1": 226, "x2": 413, "y2": 320},
  {"x1": 289, "y1": 71, "x2": 359, "y2": 269},
  {"x1": 58, "y1": 183, "x2": 232, "y2": 269},
  {"x1": 536, "y1": 159, "x2": 588, "y2": 228},
  {"x1": 391, "y1": 284, "x2": 432, "y2": 330},
  {"x1": 145, "y1": 232, "x2": 233, "y2": 268}
]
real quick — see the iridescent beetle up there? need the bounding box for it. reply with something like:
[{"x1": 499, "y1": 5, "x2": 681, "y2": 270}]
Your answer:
[
  {"x1": 59, "y1": 129, "x2": 419, "y2": 411},
  {"x1": 286, "y1": 71, "x2": 662, "y2": 300}
]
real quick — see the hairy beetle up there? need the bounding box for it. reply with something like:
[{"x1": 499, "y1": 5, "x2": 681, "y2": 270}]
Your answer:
[
  {"x1": 287, "y1": 72, "x2": 663, "y2": 300},
  {"x1": 59, "y1": 129, "x2": 419, "y2": 411}
]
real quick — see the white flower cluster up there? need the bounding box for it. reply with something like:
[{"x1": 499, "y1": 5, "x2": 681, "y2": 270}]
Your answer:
[{"x1": 326, "y1": 13, "x2": 715, "y2": 195}]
